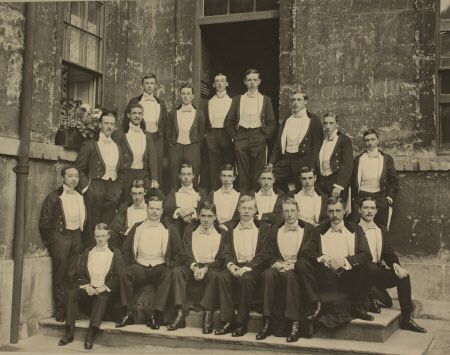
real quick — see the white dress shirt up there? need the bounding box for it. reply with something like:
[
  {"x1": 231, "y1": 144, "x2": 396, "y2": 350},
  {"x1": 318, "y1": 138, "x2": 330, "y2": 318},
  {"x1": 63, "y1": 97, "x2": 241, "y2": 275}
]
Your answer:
[
  {"x1": 97, "y1": 132, "x2": 119, "y2": 181},
  {"x1": 359, "y1": 220, "x2": 382, "y2": 263},
  {"x1": 282, "y1": 109, "x2": 310, "y2": 154},
  {"x1": 126, "y1": 124, "x2": 146, "y2": 169},
  {"x1": 233, "y1": 222, "x2": 259, "y2": 263},
  {"x1": 174, "y1": 185, "x2": 199, "y2": 219},
  {"x1": 87, "y1": 247, "x2": 114, "y2": 288},
  {"x1": 213, "y1": 187, "x2": 240, "y2": 223},
  {"x1": 60, "y1": 184, "x2": 86, "y2": 231},
  {"x1": 320, "y1": 222, "x2": 355, "y2": 261},
  {"x1": 239, "y1": 92, "x2": 262, "y2": 128},
  {"x1": 140, "y1": 93, "x2": 160, "y2": 133},
  {"x1": 177, "y1": 104, "x2": 196, "y2": 145},
  {"x1": 277, "y1": 225, "x2": 304, "y2": 264},
  {"x1": 255, "y1": 188, "x2": 277, "y2": 220},
  {"x1": 126, "y1": 201, "x2": 147, "y2": 234},
  {"x1": 208, "y1": 93, "x2": 232, "y2": 128},
  {"x1": 319, "y1": 130, "x2": 338, "y2": 177},
  {"x1": 192, "y1": 226, "x2": 221, "y2": 264},
  {"x1": 295, "y1": 189, "x2": 322, "y2": 225},
  {"x1": 134, "y1": 221, "x2": 168, "y2": 267},
  {"x1": 359, "y1": 150, "x2": 382, "y2": 193}
]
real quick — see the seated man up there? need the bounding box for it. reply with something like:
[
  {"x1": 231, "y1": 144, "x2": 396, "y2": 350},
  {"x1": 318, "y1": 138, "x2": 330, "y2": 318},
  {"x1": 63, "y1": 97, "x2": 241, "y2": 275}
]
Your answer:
[
  {"x1": 215, "y1": 195, "x2": 269, "y2": 337},
  {"x1": 170, "y1": 201, "x2": 226, "y2": 333},
  {"x1": 58, "y1": 223, "x2": 123, "y2": 349},
  {"x1": 253, "y1": 165, "x2": 285, "y2": 227},
  {"x1": 208, "y1": 164, "x2": 240, "y2": 227},
  {"x1": 257, "y1": 197, "x2": 314, "y2": 342},
  {"x1": 293, "y1": 167, "x2": 327, "y2": 226},
  {"x1": 296, "y1": 196, "x2": 374, "y2": 336},
  {"x1": 110, "y1": 179, "x2": 148, "y2": 249},
  {"x1": 165, "y1": 163, "x2": 208, "y2": 238},
  {"x1": 116, "y1": 196, "x2": 183, "y2": 329},
  {"x1": 359, "y1": 197, "x2": 426, "y2": 333}
]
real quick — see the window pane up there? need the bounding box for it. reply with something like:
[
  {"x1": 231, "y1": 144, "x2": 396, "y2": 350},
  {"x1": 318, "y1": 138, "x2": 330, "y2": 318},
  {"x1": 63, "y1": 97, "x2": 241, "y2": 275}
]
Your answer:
[
  {"x1": 255, "y1": 0, "x2": 278, "y2": 11},
  {"x1": 441, "y1": 104, "x2": 450, "y2": 143},
  {"x1": 204, "y1": 0, "x2": 228, "y2": 16},
  {"x1": 442, "y1": 0, "x2": 450, "y2": 19},
  {"x1": 441, "y1": 32, "x2": 450, "y2": 68},
  {"x1": 87, "y1": 2, "x2": 101, "y2": 35},
  {"x1": 86, "y1": 35, "x2": 99, "y2": 70},
  {"x1": 70, "y1": 2, "x2": 84, "y2": 28},
  {"x1": 230, "y1": 0, "x2": 253, "y2": 13},
  {"x1": 441, "y1": 71, "x2": 450, "y2": 94},
  {"x1": 69, "y1": 27, "x2": 82, "y2": 64}
]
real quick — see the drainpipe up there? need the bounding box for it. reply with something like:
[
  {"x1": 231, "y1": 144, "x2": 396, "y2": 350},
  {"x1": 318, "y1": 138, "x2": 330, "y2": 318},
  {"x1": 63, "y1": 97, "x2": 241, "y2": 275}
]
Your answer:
[{"x1": 10, "y1": 2, "x2": 36, "y2": 344}]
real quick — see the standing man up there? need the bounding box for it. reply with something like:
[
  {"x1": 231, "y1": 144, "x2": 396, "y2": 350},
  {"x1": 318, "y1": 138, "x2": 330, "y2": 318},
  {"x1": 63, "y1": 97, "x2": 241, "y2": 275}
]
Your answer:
[
  {"x1": 296, "y1": 197, "x2": 374, "y2": 334},
  {"x1": 205, "y1": 73, "x2": 234, "y2": 190},
  {"x1": 39, "y1": 165, "x2": 86, "y2": 322},
  {"x1": 127, "y1": 73, "x2": 168, "y2": 186},
  {"x1": 116, "y1": 197, "x2": 183, "y2": 330},
  {"x1": 215, "y1": 195, "x2": 269, "y2": 337},
  {"x1": 268, "y1": 87, "x2": 323, "y2": 191},
  {"x1": 224, "y1": 69, "x2": 276, "y2": 194},
  {"x1": 317, "y1": 113, "x2": 353, "y2": 202},
  {"x1": 257, "y1": 198, "x2": 314, "y2": 342},
  {"x1": 75, "y1": 109, "x2": 123, "y2": 247},
  {"x1": 352, "y1": 129, "x2": 399, "y2": 228},
  {"x1": 166, "y1": 83, "x2": 206, "y2": 189},
  {"x1": 359, "y1": 197, "x2": 426, "y2": 333},
  {"x1": 293, "y1": 167, "x2": 327, "y2": 226}
]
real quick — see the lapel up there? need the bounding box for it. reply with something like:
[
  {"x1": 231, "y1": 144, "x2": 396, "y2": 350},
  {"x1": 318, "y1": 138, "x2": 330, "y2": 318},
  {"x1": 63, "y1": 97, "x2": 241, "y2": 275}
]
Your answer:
[
  {"x1": 94, "y1": 140, "x2": 106, "y2": 169},
  {"x1": 235, "y1": 96, "x2": 241, "y2": 128},
  {"x1": 379, "y1": 151, "x2": 386, "y2": 182}
]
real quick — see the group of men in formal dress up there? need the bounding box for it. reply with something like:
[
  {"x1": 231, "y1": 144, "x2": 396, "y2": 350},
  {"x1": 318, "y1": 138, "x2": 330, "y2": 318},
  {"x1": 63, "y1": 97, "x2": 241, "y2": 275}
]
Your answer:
[{"x1": 39, "y1": 69, "x2": 426, "y2": 350}]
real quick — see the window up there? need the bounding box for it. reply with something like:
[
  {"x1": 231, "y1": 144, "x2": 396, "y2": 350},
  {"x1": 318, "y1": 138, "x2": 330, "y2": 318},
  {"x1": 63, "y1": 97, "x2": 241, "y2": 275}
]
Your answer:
[
  {"x1": 438, "y1": 0, "x2": 450, "y2": 149},
  {"x1": 203, "y1": 0, "x2": 278, "y2": 16},
  {"x1": 62, "y1": 1, "x2": 104, "y2": 107}
]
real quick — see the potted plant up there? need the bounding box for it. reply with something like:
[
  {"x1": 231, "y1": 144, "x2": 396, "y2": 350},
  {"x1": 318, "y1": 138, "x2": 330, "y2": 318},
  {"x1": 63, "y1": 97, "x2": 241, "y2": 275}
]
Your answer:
[{"x1": 55, "y1": 99, "x2": 102, "y2": 150}]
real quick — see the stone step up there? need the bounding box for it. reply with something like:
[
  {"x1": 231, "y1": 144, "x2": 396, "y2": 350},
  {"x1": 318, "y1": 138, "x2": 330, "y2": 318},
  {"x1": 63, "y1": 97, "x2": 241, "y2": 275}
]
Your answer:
[{"x1": 38, "y1": 317, "x2": 436, "y2": 355}]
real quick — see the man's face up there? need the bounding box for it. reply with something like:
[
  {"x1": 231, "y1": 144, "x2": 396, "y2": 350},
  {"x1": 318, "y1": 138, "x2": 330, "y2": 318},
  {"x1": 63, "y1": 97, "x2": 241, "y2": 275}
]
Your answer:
[
  {"x1": 131, "y1": 186, "x2": 145, "y2": 206},
  {"x1": 291, "y1": 93, "x2": 306, "y2": 112},
  {"x1": 180, "y1": 88, "x2": 194, "y2": 105},
  {"x1": 128, "y1": 107, "x2": 143, "y2": 126},
  {"x1": 282, "y1": 203, "x2": 299, "y2": 225},
  {"x1": 359, "y1": 200, "x2": 377, "y2": 222},
  {"x1": 94, "y1": 229, "x2": 110, "y2": 247},
  {"x1": 147, "y1": 200, "x2": 163, "y2": 221},
  {"x1": 213, "y1": 75, "x2": 228, "y2": 93},
  {"x1": 259, "y1": 172, "x2": 275, "y2": 191},
  {"x1": 238, "y1": 200, "x2": 257, "y2": 222},
  {"x1": 300, "y1": 171, "x2": 316, "y2": 191},
  {"x1": 244, "y1": 73, "x2": 261, "y2": 91},
  {"x1": 199, "y1": 208, "x2": 216, "y2": 229},
  {"x1": 364, "y1": 133, "x2": 379, "y2": 151},
  {"x1": 327, "y1": 202, "x2": 345, "y2": 225},
  {"x1": 219, "y1": 169, "x2": 236, "y2": 188},
  {"x1": 143, "y1": 78, "x2": 156, "y2": 95},
  {"x1": 179, "y1": 167, "x2": 194, "y2": 186},
  {"x1": 323, "y1": 116, "x2": 337, "y2": 137},
  {"x1": 63, "y1": 168, "x2": 79, "y2": 189},
  {"x1": 99, "y1": 114, "x2": 116, "y2": 137}
]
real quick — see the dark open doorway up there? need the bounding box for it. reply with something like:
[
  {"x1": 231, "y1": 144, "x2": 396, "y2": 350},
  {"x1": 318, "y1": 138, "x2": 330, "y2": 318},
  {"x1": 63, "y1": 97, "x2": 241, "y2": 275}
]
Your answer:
[{"x1": 200, "y1": 19, "x2": 279, "y2": 118}]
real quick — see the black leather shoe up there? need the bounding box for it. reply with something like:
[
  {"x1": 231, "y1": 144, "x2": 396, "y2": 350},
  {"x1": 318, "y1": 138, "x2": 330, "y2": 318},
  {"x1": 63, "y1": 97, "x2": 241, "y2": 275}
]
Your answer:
[
  {"x1": 55, "y1": 316, "x2": 65, "y2": 323},
  {"x1": 256, "y1": 317, "x2": 271, "y2": 340},
  {"x1": 115, "y1": 312, "x2": 134, "y2": 328},
  {"x1": 146, "y1": 312, "x2": 160, "y2": 330},
  {"x1": 352, "y1": 306, "x2": 374, "y2": 321},
  {"x1": 400, "y1": 318, "x2": 427, "y2": 333},
  {"x1": 167, "y1": 310, "x2": 186, "y2": 331},
  {"x1": 307, "y1": 300, "x2": 322, "y2": 320},
  {"x1": 58, "y1": 326, "x2": 74, "y2": 346},
  {"x1": 214, "y1": 322, "x2": 233, "y2": 335},
  {"x1": 287, "y1": 320, "x2": 300, "y2": 343},
  {"x1": 84, "y1": 326, "x2": 96, "y2": 350},
  {"x1": 231, "y1": 324, "x2": 247, "y2": 337},
  {"x1": 202, "y1": 311, "x2": 213, "y2": 334},
  {"x1": 368, "y1": 297, "x2": 381, "y2": 314}
]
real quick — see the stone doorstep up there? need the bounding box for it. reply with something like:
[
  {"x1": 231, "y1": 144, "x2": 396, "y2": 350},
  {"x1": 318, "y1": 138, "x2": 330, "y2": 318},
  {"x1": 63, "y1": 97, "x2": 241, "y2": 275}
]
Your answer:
[{"x1": 38, "y1": 318, "x2": 436, "y2": 355}]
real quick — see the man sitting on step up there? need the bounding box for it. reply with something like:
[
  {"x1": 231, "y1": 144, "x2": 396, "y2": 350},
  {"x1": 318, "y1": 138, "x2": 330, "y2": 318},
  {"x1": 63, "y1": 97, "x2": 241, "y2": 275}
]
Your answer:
[
  {"x1": 359, "y1": 196, "x2": 427, "y2": 333},
  {"x1": 256, "y1": 197, "x2": 314, "y2": 342},
  {"x1": 58, "y1": 223, "x2": 123, "y2": 349}
]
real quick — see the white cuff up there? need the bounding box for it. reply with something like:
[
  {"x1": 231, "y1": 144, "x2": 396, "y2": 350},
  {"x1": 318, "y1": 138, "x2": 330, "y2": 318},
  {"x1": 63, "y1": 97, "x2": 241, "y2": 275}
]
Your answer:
[
  {"x1": 124, "y1": 227, "x2": 131, "y2": 235},
  {"x1": 104, "y1": 285, "x2": 111, "y2": 293},
  {"x1": 386, "y1": 197, "x2": 393, "y2": 204},
  {"x1": 333, "y1": 184, "x2": 344, "y2": 191},
  {"x1": 173, "y1": 208, "x2": 182, "y2": 219},
  {"x1": 79, "y1": 284, "x2": 90, "y2": 289},
  {"x1": 190, "y1": 262, "x2": 198, "y2": 271},
  {"x1": 343, "y1": 258, "x2": 352, "y2": 270},
  {"x1": 227, "y1": 262, "x2": 235, "y2": 270}
]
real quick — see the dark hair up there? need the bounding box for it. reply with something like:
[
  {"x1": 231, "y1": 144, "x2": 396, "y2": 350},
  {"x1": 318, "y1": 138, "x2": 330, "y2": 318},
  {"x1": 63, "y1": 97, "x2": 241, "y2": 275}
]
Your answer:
[
  {"x1": 220, "y1": 164, "x2": 236, "y2": 175},
  {"x1": 148, "y1": 195, "x2": 164, "y2": 207},
  {"x1": 363, "y1": 128, "x2": 379, "y2": 139},
  {"x1": 326, "y1": 196, "x2": 345, "y2": 208},
  {"x1": 260, "y1": 164, "x2": 274, "y2": 176},
  {"x1": 213, "y1": 73, "x2": 228, "y2": 82},
  {"x1": 282, "y1": 197, "x2": 299, "y2": 210},
  {"x1": 94, "y1": 223, "x2": 111, "y2": 235},
  {"x1": 323, "y1": 112, "x2": 338, "y2": 122},
  {"x1": 142, "y1": 73, "x2": 157, "y2": 83},
  {"x1": 131, "y1": 179, "x2": 146, "y2": 190},
  {"x1": 198, "y1": 200, "x2": 217, "y2": 215},
  {"x1": 123, "y1": 102, "x2": 145, "y2": 132},
  {"x1": 298, "y1": 166, "x2": 316, "y2": 177},
  {"x1": 178, "y1": 162, "x2": 194, "y2": 173},
  {"x1": 291, "y1": 85, "x2": 308, "y2": 100},
  {"x1": 180, "y1": 83, "x2": 194, "y2": 94},
  {"x1": 61, "y1": 164, "x2": 78, "y2": 177},
  {"x1": 359, "y1": 195, "x2": 378, "y2": 208},
  {"x1": 244, "y1": 68, "x2": 261, "y2": 79},
  {"x1": 99, "y1": 108, "x2": 118, "y2": 122}
]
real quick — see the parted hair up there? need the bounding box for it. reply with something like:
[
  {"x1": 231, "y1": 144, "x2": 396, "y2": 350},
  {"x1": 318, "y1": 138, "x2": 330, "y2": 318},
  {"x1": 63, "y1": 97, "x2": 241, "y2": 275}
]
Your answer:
[
  {"x1": 291, "y1": 85, "x2": 308, "y2": 100},
  {"x1": 95, "y1": 223, "x2": 111, "y2": 235},
  {"x1": 142, "y1": 73, "x2": 157, "y2": 83},
  {"x1": 298, "y1": 166, "x2": 316, "y2": 176},
  {"x1": 198, "y1": 200, "x2": 217, "y2": 215},
  {"x1": 220, "y1": 164, "x2": 236, "y2": 175},
  {"x1": 323, "y1": 111, "x2": 338, "y2": 122},
  {"x1": 178, "y1": 162, "x2": 194, "y2": 174},
  {"x1": 179, "y1": 83, "x2": 194, "y2": 94},
  {"x1": 61, "y1": 164, "x2": 78, "y2": 177},
  {"x1": 244, "y1": 68, "x2": 261, "y2": 79},
  {"x1": 359, "y1": 195, "x2": 378, "y2": 208},
  {"x1": 131, "y1": 179, "x2": 146, "y2": 190},
  {"x1": 282, "y1": 197, "x2": 299, "y2": 210},
  {"x1": 148, "y1": 195, "x2": 164, "y2": 207},
  {"x1": 260, "y1": 164, "x2": 274, "y2": 176},
  {"x1": 363, "y1": 128, "x2": 379, "y2": 138},
  {"x1": 326, "y1": 196, "x2": 345, "y2": 208},
  {"x1": 123, "y1": 102, "x2": 145, "y2": 132},
  {"x1": 238, "y1": 195, "x2": 256, "y2": 208}
]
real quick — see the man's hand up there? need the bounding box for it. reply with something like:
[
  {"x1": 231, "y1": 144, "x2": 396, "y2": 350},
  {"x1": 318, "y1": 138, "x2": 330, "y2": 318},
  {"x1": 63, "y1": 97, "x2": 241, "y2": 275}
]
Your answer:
[
  {"x1": 237, "y1": 266, "x2": 252, "y2": 277},
  {"x1": 329, "y1": 257, "x2": 346, "y2": 271},
  {"x1": 331, "y1": 187, "x2": 341, "y2": 197},
  {"x1": 182, "y1": 214, "x2": 193, "y2": 223},
  {"x1": 228, "y1": 264, "x2": 239, "y2": 277},
  {"x1": 85, "y1": 285, "x2": 95, "y2": 296},
  {"x1": 94, "y1": 285, "x2": 107, "y2": 295},
  {"x1": 318, "y1": 254, "x2": 332, "y2": 267},
  {"x1": 393, "y1": 263, "x2": 408, "y2": 279},
  {"x1": 273, "y1": 261, "x2": 286, "y2": 273},
  {"x1": 151, "y1": 180, "x2": 160, "y2": 189}
]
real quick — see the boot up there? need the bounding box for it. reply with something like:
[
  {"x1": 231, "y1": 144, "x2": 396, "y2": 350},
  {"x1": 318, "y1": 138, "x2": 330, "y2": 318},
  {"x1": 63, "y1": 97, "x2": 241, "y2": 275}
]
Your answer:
[
  {"x1": 58, "y1": 326, "x2": 74, "y2": 346},
  {"x1": 115, "y1": 310, "x2": 134, "y2": 328},
  {"x1": 167, "y1": 308, "x2": 186, "y2": 331},
  {"x1": 286, "y1": 320, "x2": 300, "y2": 343},
  {"x1": 84, "y1": 326, "x2": 97, "y2": 349},
  {"x1": 146, "y1": 311, "x2": 161, "y2": 330},
  {"x1": 202, "y1": 310, "x2": 213, "y2": 334},
  {"x1": 256, "y1": 317, "x2": 271, "y2": 340}
]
